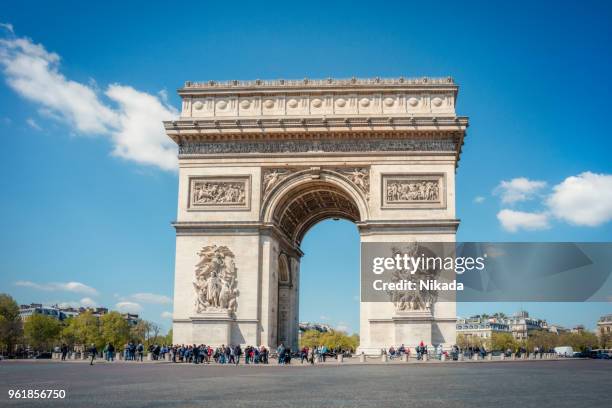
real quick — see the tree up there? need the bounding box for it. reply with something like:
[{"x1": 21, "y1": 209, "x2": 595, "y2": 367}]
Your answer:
[
  {"x1": 600, "y1": 332, "x2": 612, "y2": 349},
  {"x1": 100, "y1": 312, "x2": 130, "y2": 348},
  {"x1": 299, "y1": 330, "x2": 322, "y2": 349},
  {"x1": 0, "y1": 293, "x2": 23, "y2": 356},
  {"x1": 131, "y1": 319, "x2": 164, "y2": 347},
  {"x1": 24, "y1": 314, "x2": 61, "y2": 352},
  {"x1": 299, "y1": 330, "x2": 359, "y2": 352},
  {"x1": 558, "y1": 331, "x2": 599, "y2": 351},
  {"x1": 62, "y1": 311, "x2": 102, "y2": 349},
  {"x1": 526, "y1": 330, "x2": 559, "y2": 352},
  {"x1": 490, "y1": 332, "x2": 517, "y2": 352},
  {"x1": 164, "y1": 328, "x2": 173, "y2": 345}
]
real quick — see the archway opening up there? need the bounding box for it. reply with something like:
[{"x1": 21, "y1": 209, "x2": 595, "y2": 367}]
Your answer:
[
  {"x1": 299, "y1": 219, "x2": 360, "y2": 347},
  {"x1": 268, "y1": 177, "x2": 364, "y2": 350}
]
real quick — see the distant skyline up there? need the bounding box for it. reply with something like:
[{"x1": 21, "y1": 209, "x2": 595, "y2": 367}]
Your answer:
[{"x1": 1, "y1": 1, "x2": 611, "y2": 334}]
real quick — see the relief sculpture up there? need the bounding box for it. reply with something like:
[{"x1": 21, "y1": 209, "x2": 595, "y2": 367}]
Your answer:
[
  {"x1": 193, "y1": 245, "x2": 239, "y2": 313},
  {"x1": 191, "y1": 179, "x2": 246, "y2": 206},
  {"x1": 262, "y1": 168, "x2": 295, "y2": 196},
  {"x1": 386, "y1": 180, "x2": 439, "y2": 202},
  {"x1": 388, "y1": 243, "x2": 439, "y2": 312},
  {"x1": 337, "y1": 167, "x2": 370, "y2": 198}
]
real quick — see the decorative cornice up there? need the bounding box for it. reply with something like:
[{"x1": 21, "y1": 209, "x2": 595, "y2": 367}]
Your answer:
[{"x1": 181, "y1": 76, "x2": 456, "y2": 91}]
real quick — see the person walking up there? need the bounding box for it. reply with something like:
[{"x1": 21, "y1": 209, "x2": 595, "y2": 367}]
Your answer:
[
  {"x1": 277, "y1": 343, "x2": 285, "y2": 365},
  {"x1": 88, "y1": 343, "x2": 97, "y2": 366},
  {"x1": 60, "y1": 343, "x2": 68, "y2": 361},
  {"x1": 234, "y1": 344, "x2": 242, "y2": 366},
  {"x1": 137, "y1": 343, "x2": 144, "y2": 362}
]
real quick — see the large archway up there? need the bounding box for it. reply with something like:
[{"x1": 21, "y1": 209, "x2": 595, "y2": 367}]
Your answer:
[
  {"x1": 262, "y1": 173, "x2": 366, "y2": 349},
  {"x1": 166, "y1": 77, "x2": 468, "y2": 353}
]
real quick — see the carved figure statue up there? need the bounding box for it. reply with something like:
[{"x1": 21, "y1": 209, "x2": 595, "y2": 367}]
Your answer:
[
  {"x1": 193, "y1": 245, "x2": 239, "y2": 313},
  {"x1": 388, "y1": 243, "x2": 440, "y2": 311}
]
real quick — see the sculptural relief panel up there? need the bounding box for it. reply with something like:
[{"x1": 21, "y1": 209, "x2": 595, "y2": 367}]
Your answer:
[
  {"x1": 381, "y1": 173, "x2": 446, "y2": 209},
  {"x1": 188, "y1": 176, "x2": 251, "y2": 210},
  {"x1": 193, "y1": 245, "x2": 239, "y2": 313}
]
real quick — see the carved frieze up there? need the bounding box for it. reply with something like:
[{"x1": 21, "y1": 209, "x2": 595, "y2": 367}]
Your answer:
[
  {"x1": 179, "y1": 138, "x2": 457, "y2": 156},
  {"x1": 193, "y1": 245, "x2": 239, "y2": 313},
  {"x1": 188, "y1": 176, "x2": 250, "y2": 210},
  {"x1": 382, "y1": 174, "x2": 445, "y2": 209}
]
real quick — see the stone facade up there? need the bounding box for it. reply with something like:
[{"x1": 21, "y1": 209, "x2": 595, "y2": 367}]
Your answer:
[
  {"x1": 166, "y1": 77, "x2": 468, "y2": 353},
  {"x1": 456, "y1": 317, "x2": 511, "y2": 341}
]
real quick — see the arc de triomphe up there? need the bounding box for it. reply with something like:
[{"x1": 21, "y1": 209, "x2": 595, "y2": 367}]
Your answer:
[{"x1": 164, "y1": 77, "x2": 468, "y2": 353}]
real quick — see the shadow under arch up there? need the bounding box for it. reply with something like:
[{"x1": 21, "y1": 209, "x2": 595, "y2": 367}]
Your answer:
[{"x1": 261, "y1": 169, "x2": 369, "y2": 245}]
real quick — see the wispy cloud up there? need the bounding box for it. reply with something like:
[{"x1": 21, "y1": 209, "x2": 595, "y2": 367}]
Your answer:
[
  {"x1": 161, "y1": 311, "x2": 173, "y2": 319},
  {"x1": 125, "y1": 292, "x2": 172, "y2": 305},
  {"x1": 473, "y1": 196, "x2": 485, "y2": 204},
  {"x1": 26, "y1": 117, "x2": 41, "y2": 130},
  {"x1": 497, "y1": 209, "x2": 550, "y2": 232},
  {"x1": 56, "y1": 297, "x2": 98, "y2": 308},
  {"x1": 494, "y1": 177, "x2": 547, "y2": 204},
  {"x1": 15, "y1": 280, "x2": 98, "y2": 296},
  {"x1": 115, "y1": 301, "x2": 142, "y2": 313},
  {"x1": 0, "y1": 23, "x2": 14, "y2": 33},
  {"x1": 0, "y1": 25, "x2": 178, "y2": 170}
]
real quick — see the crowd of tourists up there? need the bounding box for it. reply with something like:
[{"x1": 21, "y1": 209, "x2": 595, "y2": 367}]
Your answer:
[{"x1": 59, "y1": 340, "x2": 556, "y2": 365}]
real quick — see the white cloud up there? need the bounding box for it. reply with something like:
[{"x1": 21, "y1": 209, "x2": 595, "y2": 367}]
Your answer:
[
  {"x1": 497, "y1": 209, "x2": 550, "y2": 232},
  {"x1": 319, "y1": 315, "x2": 329, "y2": 321},
  {"x1": 161, "y1": 311, "x2": 173, "y2": 319},
  {"x1": 14, "y1": 280, "x2": 98, "y2": 296},
  {"x1": 126, "y1": 292, "x2": 172, "y2": 305},
  {"x1": 115, "y1": 301, "x2": 142, "y2": 313},
  {"x1": 79, "y1": 297, "x2": 97, "y2": 307},
  {"x1": 473, "y1": 196, "x2": 485, "y2": 204},
  {"x1": 546, "y1": 172, "x2": 612, "y2": 227},
  {"x1": 0, "y1": 28, "x2": 178, "y2": 170},
  {"x1": 55, "y1": 297, "x2": 97, "y2": 308},
  {"x1": 334, "y1": 322, "x2": 354, "y2": 334},
  {"x1": 495, "y1": 177, "x2": 547, "y2": 204},
  {"x1": 26, "y1": 117, "x2": 41, "y2": 130}
]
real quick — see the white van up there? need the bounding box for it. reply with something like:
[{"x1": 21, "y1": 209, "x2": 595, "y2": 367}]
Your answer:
[{"x1": 554, "y1": 346, "x2": 574, "y2": 357}]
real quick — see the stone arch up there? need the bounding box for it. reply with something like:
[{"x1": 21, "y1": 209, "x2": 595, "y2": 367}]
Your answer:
[{"x1": 261, "y1": 169, "x2": 369, "y2": 245}]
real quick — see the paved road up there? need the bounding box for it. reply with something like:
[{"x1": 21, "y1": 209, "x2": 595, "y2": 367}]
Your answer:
[{"x1": 0, "y1": 359, "x2": 610, "y2": 407}]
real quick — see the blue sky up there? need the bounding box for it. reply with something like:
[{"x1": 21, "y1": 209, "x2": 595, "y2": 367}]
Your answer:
[{"x1": 1, "y1": 1, "x2": 611, "y2": 334}]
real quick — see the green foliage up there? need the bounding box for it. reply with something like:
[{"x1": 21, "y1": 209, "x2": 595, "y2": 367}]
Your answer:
[
  {"x1": 490, "y1": 332, "x2": 517, "y2": 351},
  {"x1": 164, "y1": 328, "x2": 173, "y2": 345},
  {"x1": 600, "y1": 332, "x2": 612, "y2": 349},
  {"x1": 557, "y1": 331, "x2": 599, "y2": 352},
  {"x1": 0, "y1": 294, "x2": 23, "y2": 354},
  {"x1": 299, "y1": 330, "x2": 359, "y2": 352},
  {"x1": 456, "y1": 333, "x2": 486, "y2": 349},
  {"x1": 100, "y1": 312, "x2": 130, "y2": 347},
  {"x1": 62, "y1": 311, "x2": 102, "y2": 349},
  {"x1": 24, "y1": 314, "x2": 61, "y2": 351}
]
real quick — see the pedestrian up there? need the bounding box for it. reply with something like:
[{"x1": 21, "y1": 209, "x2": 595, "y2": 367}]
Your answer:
[
  {"x1": 137, "y1": 343, "x2": 144, "y2": 362},
  {"x1": 88, "y1": 343, "x2": 97, "y2": 365},
  {"x1": 277, "y1": 343, "x2": 285, "y2": 365},
  {"x1": 234, "y1": 344, "x2": 242, "y2": 365}
]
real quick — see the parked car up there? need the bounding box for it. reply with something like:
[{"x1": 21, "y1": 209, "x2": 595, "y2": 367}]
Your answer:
[
  {"x1": 590, "y1": 350, "x2": 611, "y2": 359},
  {"x1": 33, "y1": 352, "x2": 52, "y2": 359}
]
